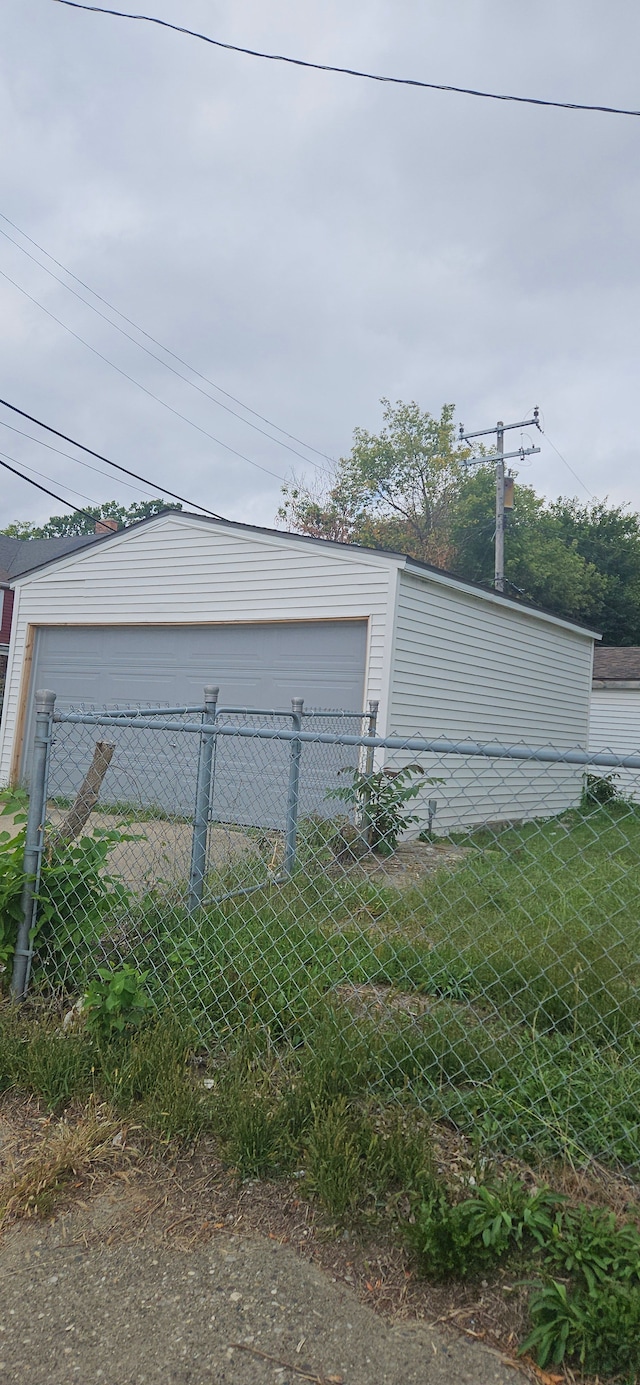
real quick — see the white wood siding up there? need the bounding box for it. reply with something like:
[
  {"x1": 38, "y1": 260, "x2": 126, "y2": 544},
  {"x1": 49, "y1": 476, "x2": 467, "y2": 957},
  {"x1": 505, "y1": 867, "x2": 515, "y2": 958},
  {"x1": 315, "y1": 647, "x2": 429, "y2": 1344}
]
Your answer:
[
  {"x1": 388, "y1": 570, "x2": 595, "y2": 831},
  {"x1": 590, "y1": 688, "x2": 640, "y2": 799},
  {"x1": 0, "y1": 516, "x2": 397, "y2": 783}
]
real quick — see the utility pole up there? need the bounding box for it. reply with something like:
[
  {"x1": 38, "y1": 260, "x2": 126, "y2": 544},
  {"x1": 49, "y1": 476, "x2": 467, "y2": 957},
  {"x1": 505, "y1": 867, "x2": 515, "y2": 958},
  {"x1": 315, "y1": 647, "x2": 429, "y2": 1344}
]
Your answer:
[
  {"x1": 459, "y1": 409, "x2": 541, "y2": 593},
  {"x1": 496, "y1": 420, "x2": 505, "y2": 592}
]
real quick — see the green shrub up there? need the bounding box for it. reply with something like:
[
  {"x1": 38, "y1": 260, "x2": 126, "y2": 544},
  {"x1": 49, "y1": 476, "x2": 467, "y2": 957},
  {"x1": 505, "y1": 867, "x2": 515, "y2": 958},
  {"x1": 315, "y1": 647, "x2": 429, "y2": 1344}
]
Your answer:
[
  {"x1": 546, "y1": 1203, "x2": 640, "y2": 1291},
  {"x1": 0, "y1": 824, "x2": 26, "y2": 973},
  {"x1": 581, "y1": 771, "x2": 622, "y2": 809},
  {"x1": 84, "y1": 964, "x2": 151, "y2": 1039},
  {"x1": 406, "y1": 1179, "x2": 563, "y2": 1280},
  {"x1": 522, "y1": 1279, "x2": 640, "y2": 1374},
  {"x1": 327, "y1": 763, "x2": 432, "y2": 855},
  {"x1": 36, "y1": 830, "x2": 133, "y2": 985},
  {"x1": 0, "y1": 809, "x2": 134, "y2": 988}
]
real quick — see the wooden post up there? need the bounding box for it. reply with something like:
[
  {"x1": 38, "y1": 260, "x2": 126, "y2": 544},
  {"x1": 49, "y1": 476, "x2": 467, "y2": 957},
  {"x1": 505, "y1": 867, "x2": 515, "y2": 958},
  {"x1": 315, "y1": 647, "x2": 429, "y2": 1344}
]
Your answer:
[{"x1": 52, "y1": 739, "x2": 115, "y2": 845}]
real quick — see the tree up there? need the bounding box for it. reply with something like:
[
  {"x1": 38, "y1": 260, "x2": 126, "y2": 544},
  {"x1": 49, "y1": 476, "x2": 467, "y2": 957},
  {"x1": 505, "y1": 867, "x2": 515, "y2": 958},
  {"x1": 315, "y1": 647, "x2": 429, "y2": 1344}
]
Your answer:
[
  {"x1": 1, "y1": 498, "x2": 180, "y2": 540},
  {"x1": 451, "y1": 469, "x2": 607, "y2": 624},
  {"x1": 279, "y1": 400, "x2": 472, "y2": 566},
  {"x1": 549, "y1": 500, "x2": 640, "y2": 645},
  {"x1": 279, "y1": 396, "x2": 640, "y2": 640}
]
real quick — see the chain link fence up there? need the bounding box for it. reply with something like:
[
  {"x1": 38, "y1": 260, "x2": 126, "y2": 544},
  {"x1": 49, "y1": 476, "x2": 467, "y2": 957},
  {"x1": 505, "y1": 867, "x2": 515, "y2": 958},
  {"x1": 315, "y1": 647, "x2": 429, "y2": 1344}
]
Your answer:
[{"x1": 10, "y1": 687, "x2": 640, "y2": 1173}]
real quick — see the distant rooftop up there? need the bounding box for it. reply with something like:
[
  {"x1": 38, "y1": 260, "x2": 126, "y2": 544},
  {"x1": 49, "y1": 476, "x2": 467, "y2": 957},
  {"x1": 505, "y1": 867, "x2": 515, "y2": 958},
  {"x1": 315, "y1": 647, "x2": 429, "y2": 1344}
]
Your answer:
[
  {"x1": 0, "y1": 534, "x2": 102, "y2": 583},
  {"x1": 593, "y1": 647, "x2": 640, "y2": 683}
]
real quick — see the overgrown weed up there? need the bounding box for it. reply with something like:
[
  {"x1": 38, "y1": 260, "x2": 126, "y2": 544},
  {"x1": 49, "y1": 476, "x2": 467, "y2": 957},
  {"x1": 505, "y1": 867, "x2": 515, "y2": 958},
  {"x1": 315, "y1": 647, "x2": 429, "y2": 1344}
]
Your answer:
[{"x1": 0, "y1": 1101, "x2": 122, "y2": 1224}]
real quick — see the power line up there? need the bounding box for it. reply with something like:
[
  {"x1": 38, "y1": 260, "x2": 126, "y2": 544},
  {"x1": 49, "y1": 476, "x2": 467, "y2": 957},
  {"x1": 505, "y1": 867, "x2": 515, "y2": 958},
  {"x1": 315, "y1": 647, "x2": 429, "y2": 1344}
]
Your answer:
[
  {"x1": 0, "y1": 446, "x2": 101, "y2": 508},
  {"x1": 0, "y1": 211, "x2": 332, "y2": 466},
  {"x1": 0, "y1": 398, "x2": 224, "y2": 518},
  {"x1": 54, "y1": 1, "x2": 640, "y2": 119},
  {"x1": 0, "y1": 417, "x2": 163, "y2": 500},
  {"x1": 0, "y1": 215, "x2": 330, "y2": 470},
  {"x1": 544, "y1": 432, "x2": 594, "y2": 499},
  {"x1": 0, "y1": 267, "x2": 287, "y2": 482},
  {"x1": 0, "y1": 453, "x2": 105, "y2": 525}
]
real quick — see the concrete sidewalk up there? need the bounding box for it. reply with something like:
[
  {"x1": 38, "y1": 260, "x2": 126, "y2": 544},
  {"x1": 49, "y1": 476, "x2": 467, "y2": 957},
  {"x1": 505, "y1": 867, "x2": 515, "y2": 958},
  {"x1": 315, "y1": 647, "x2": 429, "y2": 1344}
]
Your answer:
[{"x1": 0, "y1": 1221, "x2": 521, "y2": 1385}]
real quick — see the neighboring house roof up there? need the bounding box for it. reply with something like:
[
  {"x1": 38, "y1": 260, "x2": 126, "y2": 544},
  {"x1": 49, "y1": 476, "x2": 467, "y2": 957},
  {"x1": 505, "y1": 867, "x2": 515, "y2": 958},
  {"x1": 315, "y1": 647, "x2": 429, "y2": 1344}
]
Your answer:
[
  {"x1": 593, "y1": 646, "x2": 640, "y2": 685},
  {"x1": 0, "y1": 534, "x2": 102, "y2": 584}
]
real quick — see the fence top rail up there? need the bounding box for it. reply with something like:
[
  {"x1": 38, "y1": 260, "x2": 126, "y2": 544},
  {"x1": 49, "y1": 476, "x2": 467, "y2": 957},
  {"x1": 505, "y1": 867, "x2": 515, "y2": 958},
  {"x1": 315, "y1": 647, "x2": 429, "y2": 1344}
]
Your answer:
[
  {"x1": 217, "y1": 707, "x2": 365, "y2": 718},
  {"x1": 75, "y1": 704, "x2": 366, "y2": 720},
  {"x1": 51, "y1": 708, "x2": 640, "y2": 770},
  {"x1": 67, "y1": 704, "x2": 206, "y2": 719}
]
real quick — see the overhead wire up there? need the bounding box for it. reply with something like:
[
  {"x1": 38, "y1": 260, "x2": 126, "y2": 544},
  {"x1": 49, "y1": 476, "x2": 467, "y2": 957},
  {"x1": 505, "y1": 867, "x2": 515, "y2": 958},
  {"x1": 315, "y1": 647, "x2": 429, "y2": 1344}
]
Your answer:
[
  {"x1": 0, "y1": 267, "x2": 287, "y2": 482},
  {"x1": 0, "y1": 416, "x2": 166, "y2": 500},
  {"x1": 544, "y1": 432, "x2": 595, "y2": 500},
  {"x1": 0, "y1": 211, "x2": 332, "y2": 466},
  {"x1": 0, "y1": 446, "x2": 101, "y2": 508},
  {"x1": 54, "y1": 1, "x2": 640, "y2": 118},
  {"x1": 0, "y1": 397, "x2": 224, "y2": 518},
  {"x1": 0, "y1": 216, "x2": 330, "y2": 471},
  {"x1": 0, "y1": 453, "x2": 106, "y2": 525}
]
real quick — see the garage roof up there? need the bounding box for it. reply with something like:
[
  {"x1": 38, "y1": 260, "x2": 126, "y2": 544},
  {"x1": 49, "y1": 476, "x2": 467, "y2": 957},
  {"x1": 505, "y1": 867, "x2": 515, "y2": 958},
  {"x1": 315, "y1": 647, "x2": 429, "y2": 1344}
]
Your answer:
[
  {"x1": 593, "y1": 647, "x2": 640, "y2": 682},
  {"x1": 7, "y1": 509, "x2": 601, "y2": 638}
]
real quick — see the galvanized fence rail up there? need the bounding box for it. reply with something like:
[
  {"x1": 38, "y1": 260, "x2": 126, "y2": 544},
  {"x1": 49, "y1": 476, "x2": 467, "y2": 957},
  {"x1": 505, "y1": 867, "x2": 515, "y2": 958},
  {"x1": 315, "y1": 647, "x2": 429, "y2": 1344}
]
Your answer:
[{"x1": 10, "y1": 687, "x2": 640, "y2": 1172}]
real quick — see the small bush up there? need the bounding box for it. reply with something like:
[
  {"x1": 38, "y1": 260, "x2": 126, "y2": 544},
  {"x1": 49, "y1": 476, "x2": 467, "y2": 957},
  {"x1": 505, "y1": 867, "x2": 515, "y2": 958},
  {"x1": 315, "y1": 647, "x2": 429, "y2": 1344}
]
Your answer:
[
  {"x1": 84, "y1": 965, "x2": 152, "y2": 1039},
  {"x1": 546, "y1": 1203, "x2": 640, "y2": 1292},
  {"x1": 581, "y1": 771, "x2": 622, "y2": 809},
  {"x1": 327, "y1": 764, "x2": 432, "y2": 855},
  {"x1": 0, "y1": 813, "x2": 134, "y2": 988},
  {"x1": 37, "y1": 830, "x2": 134, "y2": 986},
  {"x1": 522, "y1": 1279, "x2": 640, "y2": 1374},
  {"x1": 0, "y1": 818, "x2": 27, "y2": 973},
  {"x1": 406, "y1": 1178, "x2": 564, "y2": 1280}
]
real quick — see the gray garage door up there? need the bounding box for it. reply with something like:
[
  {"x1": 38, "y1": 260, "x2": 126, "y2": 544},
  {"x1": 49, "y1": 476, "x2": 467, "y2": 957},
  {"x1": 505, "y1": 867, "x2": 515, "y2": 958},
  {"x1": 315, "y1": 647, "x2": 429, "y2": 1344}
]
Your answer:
[{"x1": 24, "y1": 621, "x2": 368, "y2": 826}]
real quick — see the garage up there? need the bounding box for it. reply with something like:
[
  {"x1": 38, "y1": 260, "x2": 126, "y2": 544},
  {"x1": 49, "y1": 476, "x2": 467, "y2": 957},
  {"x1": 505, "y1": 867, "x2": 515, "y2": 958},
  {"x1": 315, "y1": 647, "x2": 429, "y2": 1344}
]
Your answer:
[{"x1": 0, "y1": 509, "x2": 598, "y2": 829}]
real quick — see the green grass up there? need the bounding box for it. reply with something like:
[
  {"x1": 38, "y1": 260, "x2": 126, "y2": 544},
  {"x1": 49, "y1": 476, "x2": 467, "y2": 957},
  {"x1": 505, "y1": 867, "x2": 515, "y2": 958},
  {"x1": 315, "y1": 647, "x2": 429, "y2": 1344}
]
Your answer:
[{"x1": 14, "y1": 800, "x2": 640, "y2": 1170}]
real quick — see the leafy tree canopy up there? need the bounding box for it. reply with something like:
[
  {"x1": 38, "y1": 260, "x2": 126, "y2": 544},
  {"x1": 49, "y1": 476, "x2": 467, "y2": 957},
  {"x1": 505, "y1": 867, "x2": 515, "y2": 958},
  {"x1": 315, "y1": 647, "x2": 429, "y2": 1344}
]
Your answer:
[
  {"x1": 279, "y1": 400, "x2": 472, "y2": 568},
  {"x1": 279, "y1": 399, "x2": 640, "y2": 644},
  {"x1": 0, "y1": 498, "x2": 180, "y2": 540}
]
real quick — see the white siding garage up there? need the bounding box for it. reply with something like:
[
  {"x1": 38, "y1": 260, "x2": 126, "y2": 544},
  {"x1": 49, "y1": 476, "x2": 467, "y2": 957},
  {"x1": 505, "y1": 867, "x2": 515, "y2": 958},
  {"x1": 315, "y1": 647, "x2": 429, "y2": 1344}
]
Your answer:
[
  {"x1": 590, "y1": 648, "x2": 640, "y2": 800},
  {"x1": 0, "y1": 511, "x2": 598, "y2": 829}
]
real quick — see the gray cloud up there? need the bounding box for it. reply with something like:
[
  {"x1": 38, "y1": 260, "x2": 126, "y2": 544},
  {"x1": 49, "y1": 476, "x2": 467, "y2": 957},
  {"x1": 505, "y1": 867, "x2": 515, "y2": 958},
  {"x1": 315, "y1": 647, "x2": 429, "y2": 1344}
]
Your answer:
[{"x1": 0, "y1": 0, "x2": 638, "y2": 529}]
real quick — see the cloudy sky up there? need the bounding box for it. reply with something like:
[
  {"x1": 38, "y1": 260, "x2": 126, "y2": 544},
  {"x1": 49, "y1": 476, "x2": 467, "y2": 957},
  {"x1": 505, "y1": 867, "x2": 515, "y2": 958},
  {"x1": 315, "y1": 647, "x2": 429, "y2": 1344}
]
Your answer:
[{"x1": 0, "y1": 0, "x2": 638, "y2": 530}]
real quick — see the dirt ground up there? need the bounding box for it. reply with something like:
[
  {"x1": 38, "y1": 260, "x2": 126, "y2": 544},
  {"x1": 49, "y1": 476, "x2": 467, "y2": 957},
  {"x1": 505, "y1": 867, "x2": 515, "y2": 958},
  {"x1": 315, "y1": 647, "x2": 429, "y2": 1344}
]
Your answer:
[
  {"x1": 335, "y1": 840, "x2": 470, "y2": 889},
  {"x1": 47, "y1": 809, "x2": 256, "y2": 894},
  {"x1": 2, "y1": 806, "x2": 257, "y2": 894},
  {"x1": 0, "y1": 1098, "x2": 536, "y2": 1385}
]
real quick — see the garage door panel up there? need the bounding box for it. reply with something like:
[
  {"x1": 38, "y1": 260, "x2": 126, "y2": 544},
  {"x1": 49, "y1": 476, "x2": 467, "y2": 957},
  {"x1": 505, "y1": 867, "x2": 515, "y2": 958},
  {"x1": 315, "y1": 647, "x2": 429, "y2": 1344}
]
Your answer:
[{"x1": 24, "y1": 621, "x2": 367, "y2": 827}]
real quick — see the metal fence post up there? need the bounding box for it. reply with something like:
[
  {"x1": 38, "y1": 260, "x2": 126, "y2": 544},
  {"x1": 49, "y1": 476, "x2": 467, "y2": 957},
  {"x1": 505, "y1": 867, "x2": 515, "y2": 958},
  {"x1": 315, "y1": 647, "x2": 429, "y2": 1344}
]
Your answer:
[
  {"x1": 284, "y1": 697, "x2": 304, "y2": 874},
  {"x1": 365, "y1": 700, "x2": 379, "y2": 776},
  {"x1": 12, "y1": 689, "x2": 56, "y2": 1001},
  {"x1": 188, "y1": 685, "x2": 219, "y2": 912},
  {"x1": 362, "y1": 699, "x2": 379, "y2": 845}
]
